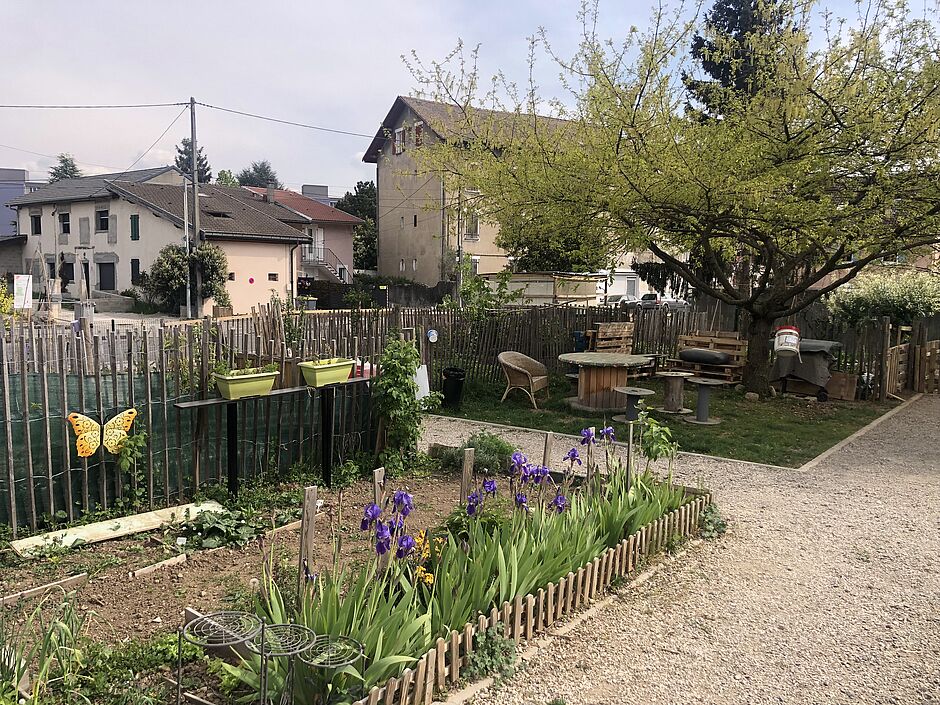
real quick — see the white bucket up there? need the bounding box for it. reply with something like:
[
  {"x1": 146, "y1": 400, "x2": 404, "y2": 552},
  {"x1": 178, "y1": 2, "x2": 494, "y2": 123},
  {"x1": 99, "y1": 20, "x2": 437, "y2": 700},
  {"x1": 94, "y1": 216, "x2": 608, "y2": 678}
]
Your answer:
[{"x1": 774, "y1": 325, "x2": 800, "y2": 357}]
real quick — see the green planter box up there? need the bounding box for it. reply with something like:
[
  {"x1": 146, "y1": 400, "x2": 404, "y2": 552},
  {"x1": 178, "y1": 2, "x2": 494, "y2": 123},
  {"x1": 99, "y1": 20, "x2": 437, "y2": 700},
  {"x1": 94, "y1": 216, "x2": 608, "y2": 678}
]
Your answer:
[
  {"x1": 212, "y1": 370, "x2": 279, "y2": 400},
  {"x1": 298, "y1": 358, "x2": 356, "y2": 388}
]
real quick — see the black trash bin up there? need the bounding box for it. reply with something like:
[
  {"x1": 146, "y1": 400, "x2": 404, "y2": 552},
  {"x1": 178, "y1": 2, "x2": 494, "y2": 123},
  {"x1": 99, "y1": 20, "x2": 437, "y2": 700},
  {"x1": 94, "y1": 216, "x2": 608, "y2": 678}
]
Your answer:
[{"x1": 441, "y1": 367, "x2": 466, "y2": 409}]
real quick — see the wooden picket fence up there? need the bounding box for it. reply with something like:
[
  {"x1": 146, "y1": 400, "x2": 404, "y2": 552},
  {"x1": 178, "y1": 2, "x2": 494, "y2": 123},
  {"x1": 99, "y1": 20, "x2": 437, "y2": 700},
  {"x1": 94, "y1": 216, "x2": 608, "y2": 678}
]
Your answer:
[{"x1": 352, "y1": 491, "x2": 712, "y2": 705}]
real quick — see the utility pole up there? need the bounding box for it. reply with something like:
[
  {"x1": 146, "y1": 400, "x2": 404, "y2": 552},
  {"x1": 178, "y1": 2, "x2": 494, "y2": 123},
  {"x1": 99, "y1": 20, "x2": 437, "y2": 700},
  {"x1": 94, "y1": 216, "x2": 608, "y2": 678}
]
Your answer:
[
  {"x1": 183, "y1": 178, "x2": 190, "y2": 319},
  {"x1": 189, "y1": 96, "x2": 200, "y2": 318}
]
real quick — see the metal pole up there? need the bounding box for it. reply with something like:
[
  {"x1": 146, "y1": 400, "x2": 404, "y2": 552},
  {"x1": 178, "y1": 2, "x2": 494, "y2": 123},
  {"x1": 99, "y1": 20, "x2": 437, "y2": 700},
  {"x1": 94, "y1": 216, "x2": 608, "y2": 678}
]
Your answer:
[{"x1": 190, "y1": 97, "x2": 200, "y2": 319}]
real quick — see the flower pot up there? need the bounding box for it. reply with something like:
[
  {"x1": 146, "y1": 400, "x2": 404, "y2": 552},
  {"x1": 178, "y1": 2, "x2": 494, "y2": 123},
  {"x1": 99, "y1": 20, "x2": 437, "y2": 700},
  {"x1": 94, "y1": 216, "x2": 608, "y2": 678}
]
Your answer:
[
  {"x1": 212, "y1": 370, "x2": 279, "y2": 400},
  {"x1": 298, "y1": 358, "x2": 356, "y2": 388}
]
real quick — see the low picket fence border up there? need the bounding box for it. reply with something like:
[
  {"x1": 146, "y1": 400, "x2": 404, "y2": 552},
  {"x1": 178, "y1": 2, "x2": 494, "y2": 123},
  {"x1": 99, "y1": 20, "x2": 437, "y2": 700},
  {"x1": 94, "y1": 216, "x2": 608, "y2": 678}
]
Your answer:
[{"x1": 352, "y1": 489, "x2": 713, "y2": 705}]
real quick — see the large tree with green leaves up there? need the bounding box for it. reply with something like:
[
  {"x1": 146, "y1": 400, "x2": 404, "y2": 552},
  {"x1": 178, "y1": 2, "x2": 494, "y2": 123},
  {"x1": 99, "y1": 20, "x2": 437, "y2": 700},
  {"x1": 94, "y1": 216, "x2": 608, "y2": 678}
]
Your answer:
[
  {"x1": 174, "y1": 137, "x2": 212, "y2": 183},
  {"x1": 48, "y1": 153, "x2": 82, "y2": 182},
  {"x1": 236, "y1": 160, "x2": 282, "y2": 188},
  {"x1": 335, "y1": 181, "x2": 377, "y2": 270},
  {"x1": 409, "y1": 0, "x2": 940, "y2": 393}
]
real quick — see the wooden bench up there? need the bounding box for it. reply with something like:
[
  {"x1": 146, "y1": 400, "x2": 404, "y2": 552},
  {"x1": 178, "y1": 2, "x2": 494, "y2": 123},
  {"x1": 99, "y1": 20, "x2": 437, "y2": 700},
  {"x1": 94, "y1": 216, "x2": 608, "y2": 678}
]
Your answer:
[{"x1": 667, "y1": 332, "x2": 747, "y2": 382}]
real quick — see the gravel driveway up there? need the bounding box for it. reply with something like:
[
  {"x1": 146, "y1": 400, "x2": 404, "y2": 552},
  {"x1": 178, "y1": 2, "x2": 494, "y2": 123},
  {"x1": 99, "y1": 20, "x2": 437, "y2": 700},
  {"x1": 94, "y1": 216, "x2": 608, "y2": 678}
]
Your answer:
[{"x1": 421, "y1": 397, "x2": 940, "y2": 705}]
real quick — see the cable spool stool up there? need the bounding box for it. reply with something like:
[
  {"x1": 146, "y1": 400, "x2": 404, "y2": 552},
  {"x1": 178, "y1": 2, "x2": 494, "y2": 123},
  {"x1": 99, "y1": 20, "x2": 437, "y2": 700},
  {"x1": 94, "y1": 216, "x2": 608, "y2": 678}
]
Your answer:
[
  {"x1": 612, "y1": 386, "x2": 655, "y2": 423},
  {"x1": 684, "y1": 377, "x2": 726, "y2": 425},
  {"x1": 656, "y1": 371, "x2": 694, "y2": 414}
]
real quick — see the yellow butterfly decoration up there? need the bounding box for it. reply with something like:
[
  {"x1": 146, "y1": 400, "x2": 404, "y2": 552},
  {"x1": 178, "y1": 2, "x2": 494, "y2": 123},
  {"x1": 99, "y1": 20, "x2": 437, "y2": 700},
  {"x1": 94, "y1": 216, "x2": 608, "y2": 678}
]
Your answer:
[{"x1": 66, "y1": 409, "x2": 138, "y2": 458}]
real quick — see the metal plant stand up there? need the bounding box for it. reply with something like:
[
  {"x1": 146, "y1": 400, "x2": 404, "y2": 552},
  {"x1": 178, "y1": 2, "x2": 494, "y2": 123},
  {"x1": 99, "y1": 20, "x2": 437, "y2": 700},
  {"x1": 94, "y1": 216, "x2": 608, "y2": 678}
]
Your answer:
[
  {"x1": 299, "y1": 635, "x2": 366, "y2": 704},
  {"x1": 177, "y1": 611, "x2": 263, "y2": 705},
  {"x1": 249, "y1": 623, "x2": 317, "y2": 705}
]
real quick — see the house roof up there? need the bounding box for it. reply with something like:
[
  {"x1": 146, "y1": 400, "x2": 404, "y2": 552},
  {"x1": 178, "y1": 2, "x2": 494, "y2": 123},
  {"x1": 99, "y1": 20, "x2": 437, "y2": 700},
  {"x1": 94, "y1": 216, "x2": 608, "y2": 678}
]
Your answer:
[
  {"x1": 244, "y1": 187, "x2": 363, "y2": 224},
  {"x1": 106, "y1": 181, "x2": 311, "y2": 244},
  {"x1": 362, "y1": 95, "x2": 573, "y2": 163},
  {"x1": 6, "y1": 166, "x2": 178, "y2": 206}
]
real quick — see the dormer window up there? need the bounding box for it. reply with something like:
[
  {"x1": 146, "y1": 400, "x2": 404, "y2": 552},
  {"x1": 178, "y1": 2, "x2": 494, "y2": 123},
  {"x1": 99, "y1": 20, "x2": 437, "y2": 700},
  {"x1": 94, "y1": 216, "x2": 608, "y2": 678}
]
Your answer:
[{"x1": 414, "y1": 121, "x2": 424, "y2": 147}]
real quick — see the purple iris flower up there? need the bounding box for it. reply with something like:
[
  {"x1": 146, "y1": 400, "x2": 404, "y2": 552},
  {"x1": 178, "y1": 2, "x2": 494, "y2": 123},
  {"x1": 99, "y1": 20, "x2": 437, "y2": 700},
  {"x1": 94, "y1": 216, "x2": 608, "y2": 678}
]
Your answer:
[
  {"x1": 514, "y1": 492, "x2": 528, "y2": 510},
  {"x1": 530, "y1": 465, "x2": 549, "y2": 484},
  {"x1": 483, "y1": 478, "x2": 497, "y2": 495},
  {"x1": 599, "y1": 426, "x2": 615, "y2": 443},
  {"x1": 551, "y1": 493, "x2": 569, "y2": 513},
  {"x1": 510, "y1": 451, "x2": 528, "y2": 472},
  {"x1": 388, "y1": 515, "x2": 405, "y2": 534},
  {"x1": 395, "y1": 534, "x2": 416, "y2": 559},
  {"x1": 361, "y1": 502, "x2": 382, "y2": 531},
  {"x1": 467, "y1": 490, "x2": 483, "y2": 516},
  {"x1": 393, "y1": 490, "x2": 414, "y2": 517},
  {"x1": 302, "y1": 558, "x2": 317, "y2": 583},
  {"x1": 565, "y1": 447, "x2": 582, "y2": 466},
  {"x1": 374, "y1": 522, "x2": 392, "y2": 555},
  {"x1": 580, "y1": 428, "x2": 597, "y2": 446}
]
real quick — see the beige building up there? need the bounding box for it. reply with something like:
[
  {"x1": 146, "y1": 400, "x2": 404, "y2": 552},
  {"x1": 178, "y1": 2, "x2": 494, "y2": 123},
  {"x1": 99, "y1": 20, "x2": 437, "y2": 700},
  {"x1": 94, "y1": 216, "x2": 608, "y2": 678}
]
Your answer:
[
  {"x1": 363, "y1": 96, "x2": 510, "y2": 286},
  {"x1": 7, "y1": 167, "x2": 314, "y2": 315}
]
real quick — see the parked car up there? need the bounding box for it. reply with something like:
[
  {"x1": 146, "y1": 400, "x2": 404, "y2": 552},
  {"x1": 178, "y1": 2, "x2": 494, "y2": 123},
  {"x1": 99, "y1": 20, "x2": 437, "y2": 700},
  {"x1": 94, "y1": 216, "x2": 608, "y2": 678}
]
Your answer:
[
  {"x1": 604, "y1": 293, "x2": 640, "y2": 311},
  {"x1": 639, "y1": 292, "x2": 690, "y2": 310}
]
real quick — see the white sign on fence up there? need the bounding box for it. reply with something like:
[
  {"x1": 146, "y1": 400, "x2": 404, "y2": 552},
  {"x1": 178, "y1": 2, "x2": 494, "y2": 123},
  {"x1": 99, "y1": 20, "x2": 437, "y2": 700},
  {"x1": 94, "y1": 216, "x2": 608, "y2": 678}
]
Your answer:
[{"x1": 13, "y1": 275, "x2": 32, "y2": 310}]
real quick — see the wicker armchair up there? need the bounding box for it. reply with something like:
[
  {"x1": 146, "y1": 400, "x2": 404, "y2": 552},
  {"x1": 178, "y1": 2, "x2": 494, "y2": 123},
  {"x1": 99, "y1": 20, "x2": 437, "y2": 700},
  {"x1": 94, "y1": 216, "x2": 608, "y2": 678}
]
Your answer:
[{"x1": 498, "y1": 351, "x2": 549, "y2": 409}]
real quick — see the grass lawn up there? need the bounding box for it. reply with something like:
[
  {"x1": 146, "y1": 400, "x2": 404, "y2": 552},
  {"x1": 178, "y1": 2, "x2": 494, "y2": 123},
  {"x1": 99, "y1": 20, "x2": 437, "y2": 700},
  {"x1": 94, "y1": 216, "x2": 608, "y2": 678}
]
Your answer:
[{"x1": 437, "y1": 376, "x2": 896, "y2": 467}]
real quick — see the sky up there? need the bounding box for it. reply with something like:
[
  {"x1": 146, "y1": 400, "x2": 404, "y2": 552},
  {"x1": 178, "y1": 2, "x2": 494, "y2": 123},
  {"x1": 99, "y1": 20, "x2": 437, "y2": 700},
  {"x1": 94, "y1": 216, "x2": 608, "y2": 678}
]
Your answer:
[{"x1": 1, "y1": 0, "x2": 864, "y2": 198}]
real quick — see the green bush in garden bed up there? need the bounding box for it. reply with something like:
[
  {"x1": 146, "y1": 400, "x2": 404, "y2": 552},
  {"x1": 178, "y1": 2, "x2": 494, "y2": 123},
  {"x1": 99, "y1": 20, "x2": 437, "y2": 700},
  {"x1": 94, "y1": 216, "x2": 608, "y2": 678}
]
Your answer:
[{"x1": 222, "y1": 425, "x2": 694, "y2": 704}]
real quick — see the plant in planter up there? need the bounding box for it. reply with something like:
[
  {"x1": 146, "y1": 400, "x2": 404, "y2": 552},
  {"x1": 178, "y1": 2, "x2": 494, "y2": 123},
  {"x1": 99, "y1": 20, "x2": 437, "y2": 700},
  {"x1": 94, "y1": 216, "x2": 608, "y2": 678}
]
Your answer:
[
  {"x1": 212, "y1": 361, "x2": 279, "y2": 400},
  {"x1": 297, "y1": 357, "x2": 355, "y2": 388}
]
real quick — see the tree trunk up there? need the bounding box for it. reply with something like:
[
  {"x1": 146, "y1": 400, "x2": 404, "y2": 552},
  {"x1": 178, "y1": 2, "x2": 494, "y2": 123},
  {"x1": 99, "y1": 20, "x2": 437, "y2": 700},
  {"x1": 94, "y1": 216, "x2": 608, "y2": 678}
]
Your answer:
[{"x1": 742, "y1": 315, "x2": 776, "y2": 395}]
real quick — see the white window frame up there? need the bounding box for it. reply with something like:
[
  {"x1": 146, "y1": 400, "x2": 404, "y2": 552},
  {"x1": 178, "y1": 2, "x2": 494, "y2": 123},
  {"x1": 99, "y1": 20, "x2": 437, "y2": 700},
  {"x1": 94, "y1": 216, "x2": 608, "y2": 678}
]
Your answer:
[
  {"x1": 399, "y1": 259, "x2": 405, "y2": 273},
  {"x1": 394, "y1": 127, "x2": 405, "y2": 155}
]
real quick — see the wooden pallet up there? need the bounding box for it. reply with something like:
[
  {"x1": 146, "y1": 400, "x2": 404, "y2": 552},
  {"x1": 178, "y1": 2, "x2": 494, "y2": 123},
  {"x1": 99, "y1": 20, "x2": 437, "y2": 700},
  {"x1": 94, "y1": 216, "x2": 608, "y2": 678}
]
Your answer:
[
  {"x1": 593, "y1": 322, "x2": 635, "y2": 353},
  {"x1": 667, "y1": 331, "x2": 747, "y2": 382}
]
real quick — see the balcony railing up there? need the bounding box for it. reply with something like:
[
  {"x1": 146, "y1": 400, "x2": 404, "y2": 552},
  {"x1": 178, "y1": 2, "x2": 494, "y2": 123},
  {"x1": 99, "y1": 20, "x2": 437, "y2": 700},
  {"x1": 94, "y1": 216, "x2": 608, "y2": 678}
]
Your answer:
[{"x1": 301, "y1": 245, "x2": 348, "y2": 281}]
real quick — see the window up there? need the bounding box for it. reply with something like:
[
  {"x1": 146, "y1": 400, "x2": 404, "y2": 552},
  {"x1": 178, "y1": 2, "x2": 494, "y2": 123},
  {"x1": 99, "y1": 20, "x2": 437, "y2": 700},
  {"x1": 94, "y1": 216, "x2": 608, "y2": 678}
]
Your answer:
[
  {"x1": 48, "y1": 262, "x2": 55, "y2": 280},
  {"x1": 393, "y1": 127, "x2": 405, "y2": 154},
  {"x1": 412, "y1": 258, "x2": 417, "y2": 272},
  {"x1": 414, "y1": 121, "x2": 423, "y2": 147},
  {"x1": 400, "y1": 216, "x2": 404, "y2": 229},
  {"x1": 399, "y1": 259, "x2": 405, "y2": 273},
  {"x1": 470, "y1": 256, "x2": 480, "y2": 275},
  {"x1": 268, "y1": 272, "x2": 279, "y2": 282},
  {"x1": 338, "y1": 266, "x2": 348, "y2": 283},
  {"x1": 30, "y1": 214, "x2": 41, "y2": 235},
  {"x1": 464, "y1": 211, "x2": 480, "y2": 240},
  {"x1": 130, "y1": 214, "x2": 139, "y2": 241},
  {"x1": 59, "y1": 212, "x2": 70, "y2": 234},
  {"x1": 131, "y1": 259, "x2": 141, "y2": 285},
  {"x1": 228, "y1": 272, "x2": 236, "y2": 281},
  {"x1": 97, "y1": 262, "x2": 116, "y2": 291},
  {"x1": 413, "y1": 214, "x2": 418, "y2": 227},
  {"x1": 95, "y1": 209, "x2": 109, "y2": 232}
]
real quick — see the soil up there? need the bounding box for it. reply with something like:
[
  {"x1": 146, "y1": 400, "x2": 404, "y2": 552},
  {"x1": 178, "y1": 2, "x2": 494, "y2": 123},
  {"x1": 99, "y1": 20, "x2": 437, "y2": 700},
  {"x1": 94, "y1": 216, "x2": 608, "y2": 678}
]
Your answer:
[{"x1": 0, "y1": 470, "x2": 463, "y2": 645}]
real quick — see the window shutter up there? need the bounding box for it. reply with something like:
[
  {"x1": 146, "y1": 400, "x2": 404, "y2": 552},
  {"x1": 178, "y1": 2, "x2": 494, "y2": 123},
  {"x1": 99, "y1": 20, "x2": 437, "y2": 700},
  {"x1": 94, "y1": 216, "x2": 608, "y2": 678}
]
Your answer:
[
  {"x1": 107, "y1": 214, "x2": 117, "y2": 244},
  {"x1": 79, "y1": 217, "x2": 90, "y2": 245}
]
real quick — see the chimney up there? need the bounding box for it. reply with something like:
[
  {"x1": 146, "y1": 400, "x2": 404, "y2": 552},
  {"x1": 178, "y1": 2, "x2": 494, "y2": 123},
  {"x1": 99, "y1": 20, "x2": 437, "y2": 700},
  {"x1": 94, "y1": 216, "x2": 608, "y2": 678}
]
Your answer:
[{"x1": 265, "y1": 181, "x2": 276, "y2": 203}]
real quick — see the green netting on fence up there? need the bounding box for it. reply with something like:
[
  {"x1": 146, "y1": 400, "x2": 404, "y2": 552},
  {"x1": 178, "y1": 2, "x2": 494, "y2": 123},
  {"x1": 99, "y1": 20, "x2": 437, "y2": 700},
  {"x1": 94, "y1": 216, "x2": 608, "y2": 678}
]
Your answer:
[{"x1": 0, "y1": 373, "x2": 373, "y2": 532}]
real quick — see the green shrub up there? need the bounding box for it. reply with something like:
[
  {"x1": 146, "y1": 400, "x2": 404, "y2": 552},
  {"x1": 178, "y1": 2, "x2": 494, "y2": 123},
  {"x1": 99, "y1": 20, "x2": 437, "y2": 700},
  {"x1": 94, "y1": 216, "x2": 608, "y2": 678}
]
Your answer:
[
  {"x1": 463, "y1": 627, "x2": 517, "y2": 682},
  {"x1": 439, "y1": 430, "x2": 515, "y2": 477},
  {"x1": 699, "y1": 503, "x2": 727, "y2": 539},
  {"x1": 828, "y1": 270, "x2": 940, "y2": 326}
]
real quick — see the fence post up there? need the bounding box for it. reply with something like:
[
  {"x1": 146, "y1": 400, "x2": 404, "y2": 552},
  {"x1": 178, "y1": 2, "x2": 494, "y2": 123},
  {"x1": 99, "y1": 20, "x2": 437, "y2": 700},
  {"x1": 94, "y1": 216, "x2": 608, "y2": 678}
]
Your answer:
[{"x1": 879, "y1": 316, "x2": 891, "y2": 402}]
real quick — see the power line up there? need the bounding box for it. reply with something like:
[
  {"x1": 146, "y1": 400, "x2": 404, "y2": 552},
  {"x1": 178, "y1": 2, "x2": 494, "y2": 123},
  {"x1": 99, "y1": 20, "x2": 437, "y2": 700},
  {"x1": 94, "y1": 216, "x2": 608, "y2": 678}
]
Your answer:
[
  {"x1": 197, "y1": 101, "x2": 378, "y2": 139},
  {"x1": 0, "y1": 102, "x2": 188, "y2": 109},
  {"x1": 112, "y1": 105, "x2": 189, "y2": 179},
  {"x1": 0, "y1": 142, "x2": 120, "y2": 171}
]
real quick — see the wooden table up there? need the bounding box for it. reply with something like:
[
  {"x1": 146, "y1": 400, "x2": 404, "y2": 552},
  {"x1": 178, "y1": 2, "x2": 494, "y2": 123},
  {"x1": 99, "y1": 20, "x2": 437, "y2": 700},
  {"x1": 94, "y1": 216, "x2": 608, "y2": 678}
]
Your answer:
[{"x1": 558, "y1": 352, "x2": 653, "y2": 411}]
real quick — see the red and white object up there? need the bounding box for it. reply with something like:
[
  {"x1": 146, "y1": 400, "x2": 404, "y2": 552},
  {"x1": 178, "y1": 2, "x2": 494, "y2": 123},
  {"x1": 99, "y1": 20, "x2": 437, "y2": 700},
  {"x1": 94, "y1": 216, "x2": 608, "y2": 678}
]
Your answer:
[{"x1": 774, "y1": 325, "x2": 801, "y2": 358}]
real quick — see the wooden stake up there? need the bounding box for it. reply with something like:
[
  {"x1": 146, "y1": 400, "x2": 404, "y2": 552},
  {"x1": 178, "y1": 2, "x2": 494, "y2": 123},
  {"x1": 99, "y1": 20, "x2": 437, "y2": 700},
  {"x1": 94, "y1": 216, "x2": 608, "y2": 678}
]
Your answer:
[
  {"x1": 460, "y1": 447, "x2": 474, "y2": 503},
  {"x1": 373, "y1": 466, "x2": 385, "y2": 506},
  {"x1": 541, "y1": 431, "x2": 553, "y2": 469},
  {"x1": 296, "y1": 485, "x2": 318, "y2": 600}
]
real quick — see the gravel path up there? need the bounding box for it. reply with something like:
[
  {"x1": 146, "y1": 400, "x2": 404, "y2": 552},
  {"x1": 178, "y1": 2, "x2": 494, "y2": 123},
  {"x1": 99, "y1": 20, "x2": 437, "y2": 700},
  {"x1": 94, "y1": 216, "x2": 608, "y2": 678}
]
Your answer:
[{"x1": 421, "y1": 398, "x2": 940, "y2": 705}]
